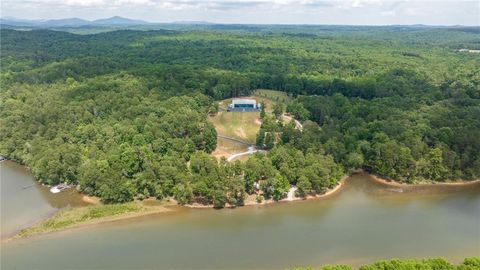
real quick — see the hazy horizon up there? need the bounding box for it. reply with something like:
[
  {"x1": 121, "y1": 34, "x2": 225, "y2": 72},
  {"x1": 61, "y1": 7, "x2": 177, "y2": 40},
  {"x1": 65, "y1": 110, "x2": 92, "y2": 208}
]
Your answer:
[
  {"x1": 1, "y1": 0, "x2": 479, "y2": 26},
  {"x1": 1, "y1": 15, "x2": 479, "y2": 27}
]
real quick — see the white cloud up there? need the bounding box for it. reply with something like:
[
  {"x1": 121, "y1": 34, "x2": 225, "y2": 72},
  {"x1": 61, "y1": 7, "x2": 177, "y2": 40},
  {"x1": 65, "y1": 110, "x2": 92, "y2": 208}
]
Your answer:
[
  {"x1": 403, "y1": 7, "x2": 424, "y2": 16},
  {"x1": 1, "y1": 0, "x2": 478, "y2": 25},
  {"x1": 57, "y1": 0, "x2": 106, "y2": 6},
  {"x1": 114, "y1": 0, "x2": 154, "y2": 5},
  {"x1": 380, "y1": 10, "x2": 395, "y2": 16},
  {"x1": 350, "y1": 0, "x2": 382, "y2": 8}
]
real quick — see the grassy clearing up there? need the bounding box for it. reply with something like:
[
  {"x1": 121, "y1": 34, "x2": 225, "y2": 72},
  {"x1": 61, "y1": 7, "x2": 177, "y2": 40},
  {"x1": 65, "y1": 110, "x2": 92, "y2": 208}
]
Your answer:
[
  {"x1": 210, "y1": 94, "x2": 283, "y2": 159},
  {"x1": 212, "y1": 137, "x2": 249, "y2": 159},
  {"x1": 16, "y1": 200, "x2": 170, "y2": 238},
  {"x1": 254, "y1": 89, "x2": 291, "y2": 103},
  {"x1": 209, "y1": 111, "x2": 261, "y2": 143}
]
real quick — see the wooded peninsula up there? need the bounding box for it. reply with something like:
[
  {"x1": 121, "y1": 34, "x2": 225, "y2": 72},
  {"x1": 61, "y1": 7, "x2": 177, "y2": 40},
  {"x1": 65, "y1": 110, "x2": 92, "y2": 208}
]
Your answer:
[{"x1": 1, "y1": 25, "x2": 479, "y2": 208}]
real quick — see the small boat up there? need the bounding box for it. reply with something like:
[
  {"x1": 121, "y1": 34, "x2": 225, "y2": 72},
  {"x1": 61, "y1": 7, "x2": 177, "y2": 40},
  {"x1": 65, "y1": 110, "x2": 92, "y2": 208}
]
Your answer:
[{"x1": 50, "y1": 183, "x2": 70, "y2": 193}]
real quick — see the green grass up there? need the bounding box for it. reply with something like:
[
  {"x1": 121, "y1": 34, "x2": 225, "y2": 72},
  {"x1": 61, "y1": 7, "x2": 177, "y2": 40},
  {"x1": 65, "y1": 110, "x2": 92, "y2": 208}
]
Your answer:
[
  {"x1": 210, "y1": 94, "x2": 284, "y2": 144},
  {"x1": 79, "y1": 203, "x2": 139, "y2": 220},
  {"x1": 212, "y1": 137, "x2": 249, "y2": 159},
  {"x1": 209, "y1": 111, "x2": 261, "y2": 143},
  {"x1": 16, "y1": 202, "x2": 166, "y2": 238},
  {"x1": 210, "y1": 94, "x2": 284, "y2": 158},
  {"x1": 254, "y1": 89, "x2": 291, "y2": 103}
]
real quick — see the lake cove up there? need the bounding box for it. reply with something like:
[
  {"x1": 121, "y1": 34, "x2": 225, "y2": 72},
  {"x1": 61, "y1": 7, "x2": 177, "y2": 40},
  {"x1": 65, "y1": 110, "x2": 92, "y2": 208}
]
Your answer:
[
  {"x1": 1, "y1": 165, "x2": 479, "y2": 270},
  {"x1": 0, "y1": 161, "x2": 87, "y2": 239}
]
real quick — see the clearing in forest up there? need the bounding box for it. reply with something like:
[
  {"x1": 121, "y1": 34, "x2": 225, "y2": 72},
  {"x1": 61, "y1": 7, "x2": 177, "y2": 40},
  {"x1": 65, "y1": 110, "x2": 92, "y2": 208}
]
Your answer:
[
  {"x1": 210, "y1": 91, "x2": 291, "y2": 160},
  {"x1": 211, "y1": 93, "x2": 285, "y2": 143},
  {"x1": 209, "y1": 110, "x2": 260, "y2": 144},
  {"x1": 211, "y1": 137, "x2": 249, "y2": 160}
]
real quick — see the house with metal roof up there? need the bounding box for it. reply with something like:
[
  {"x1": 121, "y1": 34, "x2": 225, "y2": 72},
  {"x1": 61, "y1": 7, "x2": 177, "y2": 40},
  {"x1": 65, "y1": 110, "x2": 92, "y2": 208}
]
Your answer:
[{"x1": 227, "y1": 98, "x2": 261, "y2": 112}]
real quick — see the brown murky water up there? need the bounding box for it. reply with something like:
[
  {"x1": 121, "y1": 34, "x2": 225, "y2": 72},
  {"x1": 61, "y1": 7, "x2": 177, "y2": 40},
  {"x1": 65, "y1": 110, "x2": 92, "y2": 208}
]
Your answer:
[
  {"x1": 0, "y1": 161, "x2": 86, "y2": 239},
  {"x1": 1, "y1": 162, "x2": 479, "y2": 270}
]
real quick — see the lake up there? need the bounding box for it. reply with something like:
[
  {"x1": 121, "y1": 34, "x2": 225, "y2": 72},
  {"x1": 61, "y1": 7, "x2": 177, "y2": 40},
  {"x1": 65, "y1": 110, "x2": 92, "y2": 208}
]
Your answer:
[
  {"x1": 0, "y1": 161, "x2": 86, "y2": 239},
  {"x1": 1, "y1": 160, "x2": 479, "y2": 269}
]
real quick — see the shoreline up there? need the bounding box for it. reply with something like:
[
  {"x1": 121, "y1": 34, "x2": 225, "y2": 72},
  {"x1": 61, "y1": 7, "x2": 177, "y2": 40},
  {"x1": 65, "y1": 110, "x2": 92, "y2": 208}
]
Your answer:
[
  {"x1": 184, "y1": 171, "x2": 480, "y2": 209},
  {"x1": 369, "y1": 173, "x2": 480, "y2": 187},
  {"x1": 2, "y1": 177, "x2": 349, "y2": 242},
  {"x1": 185, "y1": 174, "x2": 350, "y2": 209},
  {"x1": 1, "y1": 200, "x2": 175, "y2": 244},
  {"x1": 3, "y1": 171, "x2": 479, "y2": 243}
]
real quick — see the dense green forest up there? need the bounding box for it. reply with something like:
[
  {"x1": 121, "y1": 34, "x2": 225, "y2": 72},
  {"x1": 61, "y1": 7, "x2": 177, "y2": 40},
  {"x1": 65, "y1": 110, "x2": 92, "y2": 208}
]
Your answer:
[
  {"x1": 1, "y1": 26, "x2": 479, "y2": 204},
  {"x1": 291, "y1": 257, "x2": 480, "y2": 270}
]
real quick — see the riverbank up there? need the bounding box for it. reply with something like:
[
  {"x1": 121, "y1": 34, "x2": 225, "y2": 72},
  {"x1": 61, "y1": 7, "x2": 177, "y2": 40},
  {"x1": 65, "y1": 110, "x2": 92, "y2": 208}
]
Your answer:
[
  {"x1": 8, "y1": 199, "x2": 174, "y2": 241},
  {"x1": 289, "y1": 257, "x2": 480, "y2": 270},
  {"x1": 186, "y1": 175, "x2": 349, "y2": 209},
  {"x1": 7, "y1": 171, "x2": 479, "y2": 241},
  {"x1": 369, "y1": 173, "x2": 480, "y2": 187},
  {"x1": 4, "y1": 173, "x2": 479, "y2": 270},
  {"x1": 4, "y1": 175, "x2": 349, "y2": 240}
]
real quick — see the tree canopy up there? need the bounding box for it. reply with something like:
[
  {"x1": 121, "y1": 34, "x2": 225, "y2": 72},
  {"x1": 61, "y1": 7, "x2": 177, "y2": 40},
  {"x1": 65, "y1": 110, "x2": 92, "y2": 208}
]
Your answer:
[{"x1": 1, "y1": 25, "x2": 479, "y2": 204}]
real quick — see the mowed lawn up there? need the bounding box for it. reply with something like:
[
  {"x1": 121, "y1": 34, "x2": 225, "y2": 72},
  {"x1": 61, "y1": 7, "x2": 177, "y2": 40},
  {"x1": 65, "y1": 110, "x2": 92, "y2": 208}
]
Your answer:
[
  {"x1": 211, "y1": 137, "x2": 249, "y2": 159},
  {"x1": 209, "y1": 111, "x2": 261, "y2": 144},
  {"x1": 210, "y1": 92, "x2": 286, "y2": 150}
]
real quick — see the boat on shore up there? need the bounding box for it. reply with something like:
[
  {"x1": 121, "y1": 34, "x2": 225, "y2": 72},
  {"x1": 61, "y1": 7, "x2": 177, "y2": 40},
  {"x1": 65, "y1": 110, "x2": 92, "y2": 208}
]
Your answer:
[{"x1": 50, "y1": 183, "x2": 70, "y2": 194}]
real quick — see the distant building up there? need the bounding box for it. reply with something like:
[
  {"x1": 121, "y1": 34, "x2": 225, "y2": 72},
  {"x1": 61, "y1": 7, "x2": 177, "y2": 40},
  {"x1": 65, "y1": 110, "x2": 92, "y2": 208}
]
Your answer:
[
  {"x1": 458, "y1": 49, "x2": 480, "y2": 53},
  {"x1": 228, "y1": 98, "x2": 261, "y2": 112}
]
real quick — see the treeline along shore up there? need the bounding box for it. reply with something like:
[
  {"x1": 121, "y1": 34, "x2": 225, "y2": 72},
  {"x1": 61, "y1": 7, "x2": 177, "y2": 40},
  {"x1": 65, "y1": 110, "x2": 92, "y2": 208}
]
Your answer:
[
  {"x1": 6, "y1": 169, "x2": 478, "y2": 241},
  {"x1": 1, "y1": 26, "x2": 479, "y2": 230}
]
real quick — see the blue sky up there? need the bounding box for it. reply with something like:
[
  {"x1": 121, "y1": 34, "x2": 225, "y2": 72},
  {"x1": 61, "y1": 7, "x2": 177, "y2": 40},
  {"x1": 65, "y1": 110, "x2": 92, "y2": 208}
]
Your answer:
[{"x1": 1, "y1": 0, "x2": 479, "y2": 25}]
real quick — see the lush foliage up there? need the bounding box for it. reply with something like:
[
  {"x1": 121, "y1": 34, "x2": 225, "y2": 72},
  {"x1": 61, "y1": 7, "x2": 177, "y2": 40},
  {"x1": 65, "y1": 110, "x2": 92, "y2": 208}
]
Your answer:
[
  {"x1": 291, "y1": 257, "x2": 480, "y2": 270},
  {"x1": 1, "y1": 25, "x2": 479, "y2": 203},
  {"x1": 0, "y1": 75, "x2": 218, "y2": 203},
  {"x1": 290, "y1": 87, "x2": 480, "y2": 182}
]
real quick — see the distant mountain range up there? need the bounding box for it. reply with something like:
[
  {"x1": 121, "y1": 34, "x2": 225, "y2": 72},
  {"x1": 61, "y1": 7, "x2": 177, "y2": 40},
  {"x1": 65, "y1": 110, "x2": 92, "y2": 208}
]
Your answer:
[
  {"x1": 0, "y1": 16, "x2": 160, "y2": 27},
  {"x1": 1, "y1": 16, "x2": 471, "y2": 29}
]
